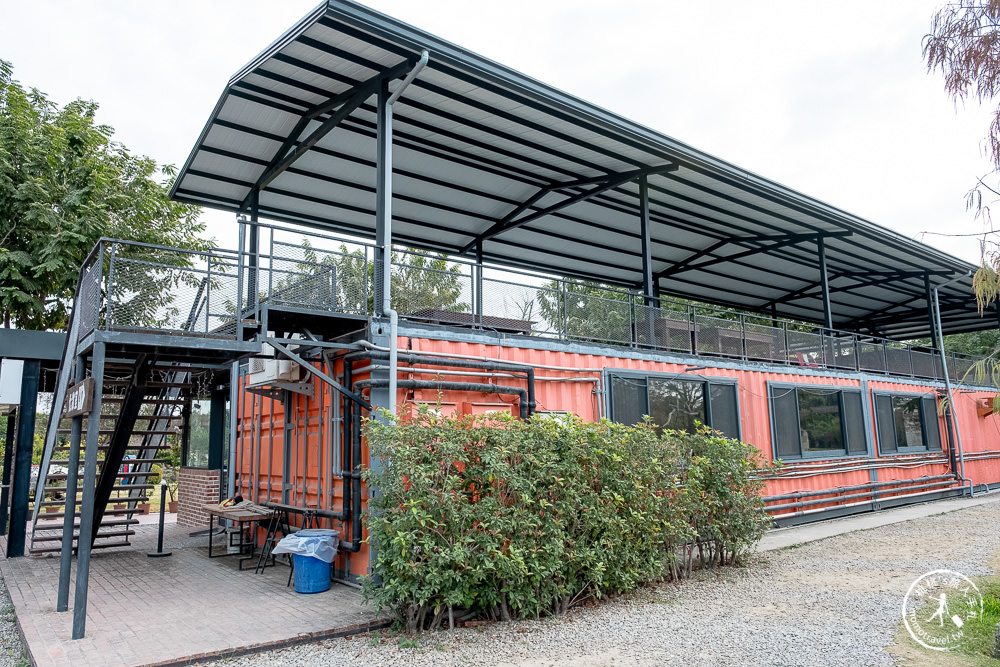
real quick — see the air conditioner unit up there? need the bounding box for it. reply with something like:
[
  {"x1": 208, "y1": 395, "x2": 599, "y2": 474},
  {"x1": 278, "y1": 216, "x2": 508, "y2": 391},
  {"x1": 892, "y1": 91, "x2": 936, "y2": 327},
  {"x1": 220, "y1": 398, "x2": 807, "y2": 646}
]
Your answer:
[{"x1": 247, "y1": 351, "x2": 301, "y2": 387}]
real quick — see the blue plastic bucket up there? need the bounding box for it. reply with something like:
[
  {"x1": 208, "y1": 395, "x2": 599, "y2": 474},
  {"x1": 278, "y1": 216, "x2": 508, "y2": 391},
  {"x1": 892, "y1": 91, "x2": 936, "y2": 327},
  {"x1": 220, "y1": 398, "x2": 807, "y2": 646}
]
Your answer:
[{"x1": 293, "y1": 553, "x2": 332, "y2": 593}]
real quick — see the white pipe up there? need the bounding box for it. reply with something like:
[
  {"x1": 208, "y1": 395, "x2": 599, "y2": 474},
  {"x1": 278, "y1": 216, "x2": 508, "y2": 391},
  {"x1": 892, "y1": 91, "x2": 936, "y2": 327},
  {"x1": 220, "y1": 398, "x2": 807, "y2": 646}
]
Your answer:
[
  {"x1": 367, "y1": 363, "x2": 599, "y2": 382},
  {"x1": 357, "y1": 339, "x2": 604, "y2": 373},
  {"x1": 932, "y1": 270, "x2": 972, "y2": 483},
  {"x1": 381, "y1": 51, "x2": 428, "y2": 416}
]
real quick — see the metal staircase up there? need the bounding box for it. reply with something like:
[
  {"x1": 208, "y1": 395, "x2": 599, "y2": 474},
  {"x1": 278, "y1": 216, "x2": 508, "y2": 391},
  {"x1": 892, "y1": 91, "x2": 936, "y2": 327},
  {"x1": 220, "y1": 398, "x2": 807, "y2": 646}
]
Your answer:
[
  {"x1": 28, "y1": 260, "x2": 209, "y2": 556},
  {"x1": 28, "y1": 361, "x2": 194, "y2": 554}
]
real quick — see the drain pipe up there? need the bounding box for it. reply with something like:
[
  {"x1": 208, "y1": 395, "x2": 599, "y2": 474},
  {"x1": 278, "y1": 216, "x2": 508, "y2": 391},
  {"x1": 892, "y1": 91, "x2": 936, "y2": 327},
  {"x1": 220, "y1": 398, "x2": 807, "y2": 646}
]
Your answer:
[
  {"x1": 355, "y1": 378, "x2": 529, "y2": 421},
  {"x1": 933, "y1": 271, "x2": 972, "y2": 486},
  {"x1": 380, "y1": 51, "x2": 429, "y2": 417},
  {"x1": 344, "y1": 349, "x2": 536, "y2": 415}
]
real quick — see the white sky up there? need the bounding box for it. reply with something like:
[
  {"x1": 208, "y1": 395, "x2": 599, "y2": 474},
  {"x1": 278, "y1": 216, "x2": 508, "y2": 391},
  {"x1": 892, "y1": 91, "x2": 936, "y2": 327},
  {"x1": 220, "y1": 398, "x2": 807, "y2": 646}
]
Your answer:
[{"x1": 2, "y1": 0, "x2": 994, "y2": 264}]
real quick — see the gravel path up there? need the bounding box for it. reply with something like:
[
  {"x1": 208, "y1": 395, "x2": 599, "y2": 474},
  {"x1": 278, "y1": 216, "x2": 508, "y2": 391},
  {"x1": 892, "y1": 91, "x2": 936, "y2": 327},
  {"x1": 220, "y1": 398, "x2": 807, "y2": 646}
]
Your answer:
[
  {"x1": 0, "y1": 575, "x2": 25, "y2": 666},
  {"x1": 206, "y1": 500, "x2": 1000, "y2": 667}
]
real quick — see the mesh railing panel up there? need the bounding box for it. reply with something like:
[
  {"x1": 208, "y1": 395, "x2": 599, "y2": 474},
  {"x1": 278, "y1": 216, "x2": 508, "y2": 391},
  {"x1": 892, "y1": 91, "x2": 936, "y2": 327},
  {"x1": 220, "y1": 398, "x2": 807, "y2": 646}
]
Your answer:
[
  {"x1": 480, "y1": 277, "x2": 558, "y2": 336},
  {"x1": 269, "y1": 240, "x2": 368, "y2": 313},
  {"x1": 825, "y1": 335, "x2": 857, "y2": 371},
  {"x1": 744, "y1": 321, "x2": 785, "y2": 362},
  {"x1": 76, "y1": 259, "x2": 102, "y2": 340},
  {"x1": 634, "y1": 304, "x2": 692, "y2": 352},
  {"x1": 910, "y1": 350, "x2": 941, "y2": 379},
  {"x1": 885, "y1": 342, "x2": 912, "y2": 376},
  {"x1": 106, "y1": 246, "x2": 239, "y2": 336},
  {"x1": 563, "y1": 286, "x2": 632, "y2": 345},
  {"x1": 694, "y1": 314, "x2": 744, "y2": 357},
  {"x1": 953, "y1": 355, "x2": 976, "y2": 382},
  {"x1": 787, "y1": 330, "x2": 825, "y2": 366},
  {"x1": 390, "y1": 261, "x2": 473, "y2": 324},
  {"x1": 858, "y1": 340, "x2": 886, "y2": 373}
]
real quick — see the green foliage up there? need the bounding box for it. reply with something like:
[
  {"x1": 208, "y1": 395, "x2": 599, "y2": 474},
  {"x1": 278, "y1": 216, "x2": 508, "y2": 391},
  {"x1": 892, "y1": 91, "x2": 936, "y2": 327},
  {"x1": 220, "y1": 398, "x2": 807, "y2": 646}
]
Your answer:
[
  {"x1": 0, "y1": 59, "x2": 208, "y2": 329},
  {"x1": 278, "y1": 242, "x2": 469, "y2": 317},
  {"x1": 362, "y1": 410, "x2": 770, "y2": 633},
  {"x1": 536, "y1": 281, "x2": 632, "y2": 342}
]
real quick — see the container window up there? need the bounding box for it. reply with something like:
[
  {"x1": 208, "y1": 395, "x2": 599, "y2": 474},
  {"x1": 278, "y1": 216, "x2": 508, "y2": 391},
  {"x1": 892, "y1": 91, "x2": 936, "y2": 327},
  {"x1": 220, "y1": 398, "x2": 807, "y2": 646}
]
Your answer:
[
  {"x1": 609, "y1": 373, "x2": 739, "y2": 438},
  {"x1": 874, "y1": 392, "x2": 942, "y2": 454},
  {"x1": 770, "y1": 385, "x2": 868, "y2": 459}
]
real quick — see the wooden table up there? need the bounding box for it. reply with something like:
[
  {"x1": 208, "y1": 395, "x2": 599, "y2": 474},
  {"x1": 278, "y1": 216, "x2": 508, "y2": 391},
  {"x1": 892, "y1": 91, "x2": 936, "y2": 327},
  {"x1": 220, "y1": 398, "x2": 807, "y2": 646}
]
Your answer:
[{"x1": 204, "y1": 503, "x2": 275, "y2": 570}]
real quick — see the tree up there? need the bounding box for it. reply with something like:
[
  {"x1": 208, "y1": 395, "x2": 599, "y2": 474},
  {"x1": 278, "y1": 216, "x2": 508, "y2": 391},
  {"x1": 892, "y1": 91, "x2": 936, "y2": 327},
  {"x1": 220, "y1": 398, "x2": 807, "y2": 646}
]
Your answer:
[
  {"x1": 0, "y1": 59, "x2": 208, "y2": 330},
  {"x1": 923, "y1": 4, "x2": 1000, "y2": 396},
  {"x1": 924, "y1": 3, "x2": 1000, "y2": 310},
  {"x1": 328, "y1": 244, "x2": 469, "y2": 315}
]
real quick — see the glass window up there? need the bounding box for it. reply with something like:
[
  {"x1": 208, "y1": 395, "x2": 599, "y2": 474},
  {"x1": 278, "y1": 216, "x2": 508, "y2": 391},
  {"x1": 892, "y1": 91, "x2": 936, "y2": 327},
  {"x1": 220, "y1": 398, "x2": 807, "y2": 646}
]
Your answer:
[
  {"x1": 610, "y1": 376, "x2": 647, "y2": 426},
  {"x1": 609, "y1": 373, "x2": 739, "y2": 438},
  {"x1": 797, "y1": 389, "x2": 844, "y2": 453},
  {"x1": 770, "y1": 385, "x2": 868, "y2": 459},
  {"x1": 648, "y1": 378, "x2": 705, "y2": 433},
  {"x1": 874, "y1": 393, "x2": 942, "y2": 454},
  {"x1": 892, "y1": 396, "x2": 923, "y2": 448},
  {"x1": 185, "y1": 400, "x2": 211, "y2": 467}
]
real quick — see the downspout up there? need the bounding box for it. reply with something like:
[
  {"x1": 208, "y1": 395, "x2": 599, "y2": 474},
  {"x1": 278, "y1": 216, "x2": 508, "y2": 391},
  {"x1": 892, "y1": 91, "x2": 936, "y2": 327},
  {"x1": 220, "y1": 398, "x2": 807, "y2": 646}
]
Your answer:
[
  {"x1": 933, "y1": 271, "x2": 972, "y2": 487},
  {"x1": 381, "y1": 51, "x2": 429, "y2": 417}
]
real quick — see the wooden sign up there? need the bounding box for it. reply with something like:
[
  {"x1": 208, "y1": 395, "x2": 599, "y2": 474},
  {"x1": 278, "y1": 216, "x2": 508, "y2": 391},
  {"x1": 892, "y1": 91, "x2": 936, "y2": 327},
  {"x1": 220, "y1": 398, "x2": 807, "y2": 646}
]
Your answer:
[{"x1": 64, "y1": 377, "x2": 94, "y2": 418}]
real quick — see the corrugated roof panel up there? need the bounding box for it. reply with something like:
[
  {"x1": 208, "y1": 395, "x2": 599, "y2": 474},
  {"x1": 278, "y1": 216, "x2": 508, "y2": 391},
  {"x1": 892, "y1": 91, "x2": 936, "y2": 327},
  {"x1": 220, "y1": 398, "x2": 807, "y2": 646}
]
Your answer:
[{"x1": 167, "y1": 0, "x2": 984, "y2": 339}]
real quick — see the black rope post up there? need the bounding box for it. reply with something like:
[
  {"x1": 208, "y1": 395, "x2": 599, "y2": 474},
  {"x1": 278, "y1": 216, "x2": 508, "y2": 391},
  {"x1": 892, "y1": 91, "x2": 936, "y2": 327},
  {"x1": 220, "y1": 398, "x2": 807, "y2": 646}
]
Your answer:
[{"x1": 148, "y1": 481, "x2": 172, "y2": 558}]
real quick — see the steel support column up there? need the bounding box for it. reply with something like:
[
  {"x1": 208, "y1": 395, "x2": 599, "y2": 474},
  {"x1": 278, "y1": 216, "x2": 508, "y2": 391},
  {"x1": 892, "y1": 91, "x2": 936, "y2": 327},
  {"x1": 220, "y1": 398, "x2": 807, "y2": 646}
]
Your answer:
[
  {"x1": 475, "y1": 241, "x2": 484, "y2": 326},
  {"x1": 227, "y1": 362, "x2": 239, "y2": 500},
  {"x1": 248, "y1": 189, "x2": 260, "y2": 313},
  {"x1": 925, "y1": 273, "x2": 939, "y2": 350},
  {"x1": 639, "y1": 174, "x2": 655, "y2": 306},
  {"x1": 0, "y1": 407, "x2": 15, "y2": 535},
  {"x1": 57, "y1": 357, "x2": 85, "y2": 611},
  {"x1": 73, "y1": 342, "x2": 105, "y2": 640},
  {"x1": 208, "y1": 388, "x2": 227, "y2": 472},
  {"x1": 373, "y1": 79, "x2": 391, "y2": 318},
  {"x1": 817, "y1": 236, "x2": 833, "y2": 330},
  {"x1": 7, "y1": 360, "x2": 39, "y2": 558}
]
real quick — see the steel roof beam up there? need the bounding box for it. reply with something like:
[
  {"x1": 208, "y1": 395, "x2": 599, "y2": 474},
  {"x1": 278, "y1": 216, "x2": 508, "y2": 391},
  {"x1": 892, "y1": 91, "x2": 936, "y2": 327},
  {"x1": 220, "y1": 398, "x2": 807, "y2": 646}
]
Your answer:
[
  {"x1": 240, "y1": 59, "x2": 415, "y2": 209},
  {"x1": 653, "y1": 232, "x2": 852, "y2": 281},
  {"x1": 461, "y1": 164, "x2": 677, "y2": 253}
]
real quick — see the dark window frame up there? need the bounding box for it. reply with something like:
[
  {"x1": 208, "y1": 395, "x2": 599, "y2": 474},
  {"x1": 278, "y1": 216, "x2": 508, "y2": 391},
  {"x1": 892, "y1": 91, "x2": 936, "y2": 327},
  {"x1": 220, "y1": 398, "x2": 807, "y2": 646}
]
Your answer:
[
  {"x1": 768, "y1": 383, "x2": 871, "y2": 461},
  {"x1": 872, "y1": 391, "x2": 943, "y2": 455},
  {"x1": 607, "y1": 370, "x2": 741, "y2": 439}
]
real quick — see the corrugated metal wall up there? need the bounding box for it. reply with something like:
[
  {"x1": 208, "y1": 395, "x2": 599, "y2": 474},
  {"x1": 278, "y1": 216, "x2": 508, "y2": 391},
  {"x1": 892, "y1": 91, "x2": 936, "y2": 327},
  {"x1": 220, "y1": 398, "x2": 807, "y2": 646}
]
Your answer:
[{"x1": 236, "y1": 335, "x2": 1000, "y2": 573}]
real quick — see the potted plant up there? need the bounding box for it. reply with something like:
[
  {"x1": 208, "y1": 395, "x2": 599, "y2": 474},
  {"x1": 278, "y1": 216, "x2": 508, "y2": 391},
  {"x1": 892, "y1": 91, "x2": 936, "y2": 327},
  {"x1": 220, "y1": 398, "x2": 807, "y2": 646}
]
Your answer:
[{"x1": 162, "y1": 441, "x2": 182, "y2": 513}]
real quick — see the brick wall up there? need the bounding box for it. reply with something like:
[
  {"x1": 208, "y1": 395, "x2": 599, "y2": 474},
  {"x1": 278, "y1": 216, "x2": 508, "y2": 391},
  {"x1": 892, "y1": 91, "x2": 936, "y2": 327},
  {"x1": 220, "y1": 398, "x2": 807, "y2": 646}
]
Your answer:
[{"x1": 178, "y1": 467, "x2": 221, "y2": 528}]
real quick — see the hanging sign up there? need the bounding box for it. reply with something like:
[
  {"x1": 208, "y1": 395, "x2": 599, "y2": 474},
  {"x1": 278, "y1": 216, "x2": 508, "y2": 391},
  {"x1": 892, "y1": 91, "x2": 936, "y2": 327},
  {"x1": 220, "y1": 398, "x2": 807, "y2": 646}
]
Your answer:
[{"x1": 64, "y1": 377, "x2": 94, "y2": 418}]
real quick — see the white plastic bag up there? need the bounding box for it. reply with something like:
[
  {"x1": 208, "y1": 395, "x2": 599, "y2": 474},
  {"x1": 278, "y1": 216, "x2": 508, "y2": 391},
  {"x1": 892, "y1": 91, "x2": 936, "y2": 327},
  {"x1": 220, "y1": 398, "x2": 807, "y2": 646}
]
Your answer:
[{"x1": 271, "y1": 530, "x2": 339, "y2": 563}]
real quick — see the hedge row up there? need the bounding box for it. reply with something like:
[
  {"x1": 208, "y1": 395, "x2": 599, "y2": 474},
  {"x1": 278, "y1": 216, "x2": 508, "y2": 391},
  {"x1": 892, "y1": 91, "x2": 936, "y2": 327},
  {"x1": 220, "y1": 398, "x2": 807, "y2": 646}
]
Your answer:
[{"x1": 362, "y1": 411, "x2": 770, "y2": 632}]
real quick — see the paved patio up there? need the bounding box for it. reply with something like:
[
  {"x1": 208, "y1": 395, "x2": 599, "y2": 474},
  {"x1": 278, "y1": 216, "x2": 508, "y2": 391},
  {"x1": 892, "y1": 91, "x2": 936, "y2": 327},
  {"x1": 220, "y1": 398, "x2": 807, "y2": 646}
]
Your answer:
[{"x1": 0, "y1": 519, "x2": 385, "y2": 666}]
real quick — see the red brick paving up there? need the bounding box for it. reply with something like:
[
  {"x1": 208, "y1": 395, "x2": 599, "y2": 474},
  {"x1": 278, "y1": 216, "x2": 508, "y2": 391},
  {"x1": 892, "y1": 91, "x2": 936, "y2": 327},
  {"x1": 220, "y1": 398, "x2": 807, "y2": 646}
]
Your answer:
[{"x1": 0, "y1": 522, "x2": 384, "y2": 666}]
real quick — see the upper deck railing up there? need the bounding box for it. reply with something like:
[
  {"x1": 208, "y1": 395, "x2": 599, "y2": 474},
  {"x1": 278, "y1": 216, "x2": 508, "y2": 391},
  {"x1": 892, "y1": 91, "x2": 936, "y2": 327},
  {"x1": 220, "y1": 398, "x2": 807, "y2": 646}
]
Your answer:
[{"x1": 74, "y1": 223, "x2": 985, "y2": 383}]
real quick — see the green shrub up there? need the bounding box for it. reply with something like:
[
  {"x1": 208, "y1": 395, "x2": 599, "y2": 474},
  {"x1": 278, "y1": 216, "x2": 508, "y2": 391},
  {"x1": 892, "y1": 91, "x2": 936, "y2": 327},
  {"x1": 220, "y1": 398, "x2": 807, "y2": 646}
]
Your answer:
[{"x1": 362, "y1": 410, "x2": 769, "y2": 632}]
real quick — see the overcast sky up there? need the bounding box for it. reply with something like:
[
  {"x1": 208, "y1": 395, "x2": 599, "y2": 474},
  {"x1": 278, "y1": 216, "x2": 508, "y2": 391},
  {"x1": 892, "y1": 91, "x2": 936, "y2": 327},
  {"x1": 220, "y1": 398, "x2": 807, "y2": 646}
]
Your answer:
[{"x1": 2, "y1": 0, "x2": 994, "y2": 264}]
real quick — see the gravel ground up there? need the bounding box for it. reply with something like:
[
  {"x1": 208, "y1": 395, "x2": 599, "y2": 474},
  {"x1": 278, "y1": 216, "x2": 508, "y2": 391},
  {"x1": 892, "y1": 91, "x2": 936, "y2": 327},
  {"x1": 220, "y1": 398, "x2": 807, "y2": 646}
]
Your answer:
[
  {"x1": 0, "y1": 575, "x2": 25, "y2": 666},
  {"x1": 205, "y1": 501, "x2": 1000, "y2": 667}
]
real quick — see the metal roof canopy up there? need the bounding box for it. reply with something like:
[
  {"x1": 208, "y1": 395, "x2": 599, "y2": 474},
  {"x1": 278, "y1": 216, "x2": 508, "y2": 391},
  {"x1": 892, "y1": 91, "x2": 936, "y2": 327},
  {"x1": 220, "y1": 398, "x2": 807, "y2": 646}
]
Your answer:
[{"x1": 171, "y1": 0, "x2": 995, "y2": 340}]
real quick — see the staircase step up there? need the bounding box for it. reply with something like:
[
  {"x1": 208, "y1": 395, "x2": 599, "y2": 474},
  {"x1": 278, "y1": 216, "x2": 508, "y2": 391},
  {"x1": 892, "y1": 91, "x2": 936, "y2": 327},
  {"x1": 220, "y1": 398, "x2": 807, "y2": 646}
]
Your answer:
[
  {"x1": 33, "y1": 518, "x2": 139, "y2": 530},
  {"x1": 31, "y1": 529, "x2": 137, "y2": 544},
  {"x1": 56, "y1": 429, "x2": 178, "y2": 435},
  {"x1": 46, "y1": 470, "x2": 160, "y2": 482},
  {"x1": 44, "y1": 484, "x2": 154, "y2": 495},
  {"x1": 102, "y1": 398, "x2": 185, "y2": 406},
  {"x1": 54, "y1": 444, "x2": 172, "y2": 452},
  {"x1": 29, "y1": 540, "x2": 132, "y2": 555},
  {"x1": 38, "y1": 508, "x2": 142, "y2": 519},
  {"x1": 48, "y1": 458, "x2": 166, "y2": 466}
]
